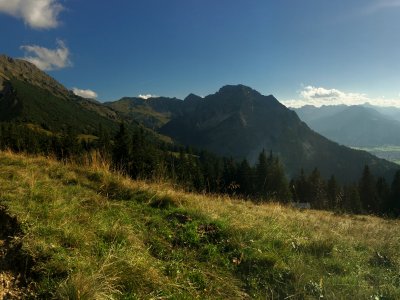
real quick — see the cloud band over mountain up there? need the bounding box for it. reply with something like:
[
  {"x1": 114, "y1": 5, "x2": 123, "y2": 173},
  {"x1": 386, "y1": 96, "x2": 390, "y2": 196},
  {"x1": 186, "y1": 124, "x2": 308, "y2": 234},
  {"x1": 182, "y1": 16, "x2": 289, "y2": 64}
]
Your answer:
[{"x1": 282, "y1": 85, "x2": 400, "y2": 108}]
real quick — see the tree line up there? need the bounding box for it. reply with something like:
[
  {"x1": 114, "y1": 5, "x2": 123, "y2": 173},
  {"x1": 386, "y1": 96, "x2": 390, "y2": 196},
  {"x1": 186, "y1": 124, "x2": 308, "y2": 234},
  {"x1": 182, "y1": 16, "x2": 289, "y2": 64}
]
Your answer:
[{"x1": 0, "y1": 122, "x2": 399, "y2": 217}]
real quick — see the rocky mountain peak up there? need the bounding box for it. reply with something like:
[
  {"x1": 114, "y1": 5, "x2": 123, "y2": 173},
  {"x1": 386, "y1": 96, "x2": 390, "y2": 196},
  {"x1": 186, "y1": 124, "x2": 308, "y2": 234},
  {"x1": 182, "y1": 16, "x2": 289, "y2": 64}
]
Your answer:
[
  {"x1": 0, "y1": 54, "x2": 70, "y2": 98},
  {"x1": 217, "y1": 84, "x2": 260, "y2": 97},
  {"x1": 184, "y1": 93, "x2": 202, "y2": 103}
]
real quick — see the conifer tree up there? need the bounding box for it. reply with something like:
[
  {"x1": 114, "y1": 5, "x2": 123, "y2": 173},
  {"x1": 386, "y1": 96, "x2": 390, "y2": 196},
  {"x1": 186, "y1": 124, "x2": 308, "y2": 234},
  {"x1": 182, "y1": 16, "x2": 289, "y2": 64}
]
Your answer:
[
  {"x1": 358, "y1": 165, "x2": 376, "y2": 213},
  {"x1": 389, "y1": 170, "x2": 400, "y2": 216},
  {"x1": 327, "y1": 175, "x2": 339, "y2": 209},
  {"x1": 199, "y1": 151, "x2": 220, "y2": 193},
  {"x1": 222, "y1": 157, "x2": 238, "y2": 194},
  {"x1": 268, "y1": 156, "x2": 291, "y2": 202},
  {"x1": 376, "y1": 177, "x2": 390, "y2": 214},
  {"x1": 97, "y1": 123, "x2": 112, "y2": 157},
  {"x1": 256, "y1": 149, "x2": 269, "y2": 198},
  {"x1": 308, "y1": 168, "x2": 326, "y2": 208},
  {"x1": 292, "y1": 169, "x2": 310, "y2": 203},
  {"x1": 237, "y1": 159, "x2": 253, "y2": 196},
  {"x1": 112, "y1": 123, "x2": 132, "y2": 172},
  {"x1": 343, "y1": 184, "x2": 362, "y2": 214}
]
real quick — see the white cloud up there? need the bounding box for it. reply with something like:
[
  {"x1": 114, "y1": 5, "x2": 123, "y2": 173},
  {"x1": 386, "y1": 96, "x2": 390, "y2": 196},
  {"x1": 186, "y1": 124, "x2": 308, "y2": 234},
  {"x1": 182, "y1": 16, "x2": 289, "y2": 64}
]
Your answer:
[
  {"x1": 138, "y1": 94, "x2": 157, "y2": 100},
  {"x1": 0, "y1": 0, "x2": 64, "y2": 29},
  {"x1": 282, "y1": 85, "x2": 400, "y2": 108},
  {"x1": 20, "y1": 40, "x2": 71, "y2": 71},
  {"x1": 300, "y1": 86, "x2": 351, "y2": 100},
  {"x1": 72, "y1": 88, "x2": 98, "y2": 99}
]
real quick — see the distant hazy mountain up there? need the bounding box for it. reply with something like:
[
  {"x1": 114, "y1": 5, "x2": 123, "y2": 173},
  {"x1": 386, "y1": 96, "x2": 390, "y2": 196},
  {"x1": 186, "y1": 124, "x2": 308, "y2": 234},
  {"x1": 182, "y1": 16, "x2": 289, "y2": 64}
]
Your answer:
[
  {"x1": 363, "y1": 103, "x2": 400, "y2": 121},
  {"x1": 294, "y1": 104, "x2": 348, "y2": 123},
  {"x1": 0, "y1": 55, "x2": 120, "y2": 133},
  {"x1": 295, "y1": 105, "x2": 400, "y2": 147},
  {"x1": 154, "y1": 85, "x2": 397, "y2": 182}
]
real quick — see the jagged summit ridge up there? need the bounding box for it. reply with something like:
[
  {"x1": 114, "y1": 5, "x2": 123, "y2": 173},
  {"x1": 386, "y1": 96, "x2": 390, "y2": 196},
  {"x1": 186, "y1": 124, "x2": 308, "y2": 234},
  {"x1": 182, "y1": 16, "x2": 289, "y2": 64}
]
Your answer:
[
  {"x1": 216, "y1": 84, "x2": 261, "y2": 97},
  {"x1": 184, "y1": 93, "x2": 202, "y2": 102}
]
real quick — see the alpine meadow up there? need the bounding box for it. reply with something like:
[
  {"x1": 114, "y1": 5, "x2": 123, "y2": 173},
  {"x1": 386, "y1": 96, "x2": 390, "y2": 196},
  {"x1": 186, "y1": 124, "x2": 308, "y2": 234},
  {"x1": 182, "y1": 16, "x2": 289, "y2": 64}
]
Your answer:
[{"x1": 1, "y1": 1, "x2": 400, "y2": 299}]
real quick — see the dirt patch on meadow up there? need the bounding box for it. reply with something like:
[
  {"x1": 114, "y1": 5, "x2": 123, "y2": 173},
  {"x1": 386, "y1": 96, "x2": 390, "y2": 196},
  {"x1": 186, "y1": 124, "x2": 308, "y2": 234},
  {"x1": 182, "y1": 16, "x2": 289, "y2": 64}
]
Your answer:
[{"x1": 0, "y1": 206, "x2": 35, "y2": 299}]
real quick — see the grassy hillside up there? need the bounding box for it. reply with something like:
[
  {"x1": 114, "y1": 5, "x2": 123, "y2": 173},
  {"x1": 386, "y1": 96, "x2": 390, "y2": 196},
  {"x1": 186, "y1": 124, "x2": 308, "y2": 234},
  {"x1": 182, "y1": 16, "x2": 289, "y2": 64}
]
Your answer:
[
  {"x1": 0, "y1": 79, "x2": 120, "y2": 134},
  {"x1": 105, "y1": 97, "x2": 185, "y2": 130},
  {"x1": 0, "y1": 151, "x2": 399, "y2": 299}
]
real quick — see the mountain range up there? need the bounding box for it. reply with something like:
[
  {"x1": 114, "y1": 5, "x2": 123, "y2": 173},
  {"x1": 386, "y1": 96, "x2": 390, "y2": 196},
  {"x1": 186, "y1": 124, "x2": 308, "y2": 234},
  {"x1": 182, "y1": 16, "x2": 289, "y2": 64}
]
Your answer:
[
  {"x1": 0, "y1": 55, "x2": 398, "y2": 182},
  {"x1": 294, "y1": 104, "x2": 400, "y2": 147},
  {"x1": 106, "y1": 85, "x2": 398, "y2": 182}
]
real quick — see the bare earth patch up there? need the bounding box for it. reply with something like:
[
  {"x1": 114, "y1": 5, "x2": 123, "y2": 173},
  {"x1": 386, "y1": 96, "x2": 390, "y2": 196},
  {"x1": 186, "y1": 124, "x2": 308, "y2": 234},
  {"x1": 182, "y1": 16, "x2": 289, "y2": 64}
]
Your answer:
[{"x1": 0, "y1": 207, "x2": 34, "y2": 299}]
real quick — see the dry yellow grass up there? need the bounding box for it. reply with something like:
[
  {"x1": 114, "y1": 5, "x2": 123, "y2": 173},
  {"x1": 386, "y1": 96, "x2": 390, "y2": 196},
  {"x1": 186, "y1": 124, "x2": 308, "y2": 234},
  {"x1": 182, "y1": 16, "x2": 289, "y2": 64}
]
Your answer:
[{"x1": 0, "y1": 150, "x2": 399, "y2": 299}]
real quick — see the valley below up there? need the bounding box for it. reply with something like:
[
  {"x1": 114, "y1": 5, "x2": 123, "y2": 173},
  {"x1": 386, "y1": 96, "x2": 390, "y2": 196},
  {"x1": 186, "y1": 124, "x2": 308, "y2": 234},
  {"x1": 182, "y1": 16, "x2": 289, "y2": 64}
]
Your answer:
[{"x1": 353, "y1": 145, "x2": 400, "y2": 165}]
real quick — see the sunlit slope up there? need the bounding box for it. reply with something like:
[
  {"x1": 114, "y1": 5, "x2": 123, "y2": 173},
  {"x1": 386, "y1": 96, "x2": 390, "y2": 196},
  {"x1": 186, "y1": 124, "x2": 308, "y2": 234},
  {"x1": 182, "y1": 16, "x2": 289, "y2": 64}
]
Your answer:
[{"x1": 0, "y1": 151, "x2": 399, "y2": 299}]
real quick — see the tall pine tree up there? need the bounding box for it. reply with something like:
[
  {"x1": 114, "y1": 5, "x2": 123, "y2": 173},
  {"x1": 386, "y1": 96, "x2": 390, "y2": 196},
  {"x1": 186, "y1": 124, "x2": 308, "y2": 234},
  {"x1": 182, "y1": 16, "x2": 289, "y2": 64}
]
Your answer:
[
  {"x1": 112, "y1": 123, "x2": 132, "y2": 173},
  {"x1": 389, "y1": 171, "x2": 400, "y2": 217},
  {"x1": 359, "y1": 165, "x2": 376, "y2": 213}
]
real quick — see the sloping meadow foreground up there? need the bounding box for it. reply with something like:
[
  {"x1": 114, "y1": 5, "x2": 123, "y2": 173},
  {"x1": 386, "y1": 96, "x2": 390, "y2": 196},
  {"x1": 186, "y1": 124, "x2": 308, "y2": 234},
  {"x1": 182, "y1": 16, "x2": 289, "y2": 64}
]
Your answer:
[{"x1": 0, "y1": 151, "x2": 399, "y2": 299}]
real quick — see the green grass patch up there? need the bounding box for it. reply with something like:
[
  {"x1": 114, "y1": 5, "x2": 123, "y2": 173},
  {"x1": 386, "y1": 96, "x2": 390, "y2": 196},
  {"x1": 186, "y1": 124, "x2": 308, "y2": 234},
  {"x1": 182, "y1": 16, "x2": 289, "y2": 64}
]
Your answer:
[{"x1": 0, "y1": 152, "x2": 400, "y2": 299}]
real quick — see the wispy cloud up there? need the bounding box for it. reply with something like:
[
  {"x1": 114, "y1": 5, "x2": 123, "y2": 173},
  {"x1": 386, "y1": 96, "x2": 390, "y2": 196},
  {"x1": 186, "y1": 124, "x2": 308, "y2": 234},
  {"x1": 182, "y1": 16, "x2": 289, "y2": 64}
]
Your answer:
[
  {"x1": 20, "y1": 40, "x2": 71, "y2": 71},
  {"x1": 363, "y1": 0, "x2": 400, "y2": 15},
  {"x1": 138, "y1": 94, "x2": 157, "y2": 100},
  {"x1": 0, "y1": 0, "x2": 64, "y2": 29},
  {"x1": 72, "y1": 88, "x2": 98, "y2": 99},
  {"x1": 282, "y1": 85, "x2": 400, "y2": 108}
]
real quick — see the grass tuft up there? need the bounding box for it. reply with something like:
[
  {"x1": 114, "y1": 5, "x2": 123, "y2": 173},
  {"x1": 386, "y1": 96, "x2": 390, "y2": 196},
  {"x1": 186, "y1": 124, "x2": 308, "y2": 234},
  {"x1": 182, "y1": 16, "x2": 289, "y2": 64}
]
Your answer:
[{"x1": 0, "y1": 151, "x2": 399, "y2": 299}]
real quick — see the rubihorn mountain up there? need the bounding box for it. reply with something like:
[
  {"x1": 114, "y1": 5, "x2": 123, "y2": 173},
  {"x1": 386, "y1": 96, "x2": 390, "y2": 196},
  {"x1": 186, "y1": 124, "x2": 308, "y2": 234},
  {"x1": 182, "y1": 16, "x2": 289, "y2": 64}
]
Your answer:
[{"x1": 0, "y1": 55, "x2": 397, "y2": 182}]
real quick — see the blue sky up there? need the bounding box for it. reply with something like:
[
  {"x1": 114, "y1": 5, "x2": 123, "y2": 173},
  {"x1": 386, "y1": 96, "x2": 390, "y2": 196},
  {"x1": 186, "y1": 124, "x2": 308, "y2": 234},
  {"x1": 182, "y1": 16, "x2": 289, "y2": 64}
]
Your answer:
[{"x1": 1, "y1": 0, "x2": 400, "y2": 107}]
